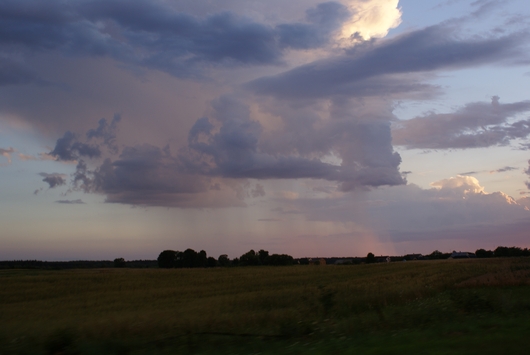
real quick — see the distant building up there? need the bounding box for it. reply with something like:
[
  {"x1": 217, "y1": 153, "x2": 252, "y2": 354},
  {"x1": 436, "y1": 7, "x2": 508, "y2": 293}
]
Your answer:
[{"x1": 449, "y1": 251, "x2": 476, "y2": 259}]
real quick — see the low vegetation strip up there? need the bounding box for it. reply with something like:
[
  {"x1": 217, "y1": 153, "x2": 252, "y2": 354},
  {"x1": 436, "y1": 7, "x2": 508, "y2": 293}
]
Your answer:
[{"x1": 1, "y1": 258, "x2": 529, "y2": 354}]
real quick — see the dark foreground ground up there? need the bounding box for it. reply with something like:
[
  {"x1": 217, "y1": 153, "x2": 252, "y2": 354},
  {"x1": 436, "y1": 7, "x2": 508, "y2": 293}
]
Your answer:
[{"x1": 1, "y1": 258, "x2": 529, "y2": 354}]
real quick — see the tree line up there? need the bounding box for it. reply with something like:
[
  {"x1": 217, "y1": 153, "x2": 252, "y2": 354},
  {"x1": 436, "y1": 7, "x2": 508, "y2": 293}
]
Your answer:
[
  {"x1": 425, "y1": 246, "x2": 530, "y2": 260},
  {"x1": 1, "y1": 245, "x2": 528, "y2": 270},
  {"x1": 157, "y1": 248, "x2": 294, "y2": 268}
]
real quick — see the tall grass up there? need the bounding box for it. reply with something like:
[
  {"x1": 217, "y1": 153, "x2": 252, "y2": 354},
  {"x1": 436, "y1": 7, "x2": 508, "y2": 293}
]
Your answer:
[{"x1": 1, "y1": 258, "x2": 529, "y2": 354}]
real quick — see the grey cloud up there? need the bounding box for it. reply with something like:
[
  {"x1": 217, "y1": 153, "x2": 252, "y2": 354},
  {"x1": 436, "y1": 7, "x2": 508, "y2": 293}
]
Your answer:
[
  {"x1": 288, "y1": 178, "x2": 530, "y2": 242},
  {"x1": 459, "y1": 171, "x2": 478, "y2": 176},
  {"x1": 0, "y1": 57, "x2": 46, "y2": 86},
  {"x1": 50, "y1": 131, "x2": 101, "y2": 161},
  {"x1": 0, "y1": 0, "x2": 123, "y2": 56},
  {"x1": 39, "y1": 172, "x2": 66, "y2": 188},
  {"x1": 185, "y1": 113, "x2": 340, "y2": 179},
  {"x1": 55, "y1": 199, "x2": 85, "y2": 204},
  {"x1": 524, "y1": 160, "x2": 530, "y2": 189},
  {"x1": 49, "y1": 114, "x2": 125, "y2": 161},
  {"x1": 184, "y1": 96, "x2": 405, "y2": 190},
  {"x1": 1, "y1": 147, "x2": 14, "y2": 164},
  {"x1": 0, "y1": 0, "x2": 350, "y2": 80},
  {"x1": 86, "y1": 144, "x2": 209, "y2": 206},
  {"x1": 251, "y1": 184, "x2": 265, "y2": 198},
  {"x1": 493, "y1": 166, "x2": 517, "y2": 173},
  {"x1": 248, "y1": 25, "x2": 528, "y2": 99},
  {"x1": 277, "y1": 2, "x2": 349, "y2": 49},
  {"x1": 393, "y1": 97, "x2": 530, "y2": 149},
  {"x1": 86, "y1": 114, "x2": 121, "y2": 153}
]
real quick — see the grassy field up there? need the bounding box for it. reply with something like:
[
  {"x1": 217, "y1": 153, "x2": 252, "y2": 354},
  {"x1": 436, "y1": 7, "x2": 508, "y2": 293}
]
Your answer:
[{"x1": 1, "y1": 258, "x2": 529, "y2": 354}]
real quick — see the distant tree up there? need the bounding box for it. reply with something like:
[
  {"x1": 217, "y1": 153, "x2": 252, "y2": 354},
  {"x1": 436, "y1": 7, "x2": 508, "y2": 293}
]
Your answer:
[
  {"x1": 426, "y1": 250, "x2": 450, "y2": 260},
  {"x1": 494, "y1": 246, "x2": 528, "y2": 257},
  {"x1": 157, "y1": 250, "x2": 178, "y2": 268},
  {"x1": 207, "y1": 257, "x2": 217, "y2": 268},
  {"x1": 428, "y1": 250, "x2": 443, "y2": 259},
  {"x1": 239, "y1": 250, "x2": 260, "y2": 266},
  {"x1": 298, "y1": 258, "x2": 310, "y2": 265},
  {"x1": 258, "y1": 249, "x2": 270, "y2": 265},
  {"x1": 232, "y1": 257, "x2": 240, "y2": 266},
  {"x1": 366, "y1": 252, "x2": 376, "y2": 264},
  {"x1": 475, "y1": 249, "x2": 494, "y2": 258},
  {"x1": 218, "y1": 254, "x2": 230, "y2": 267},
  {"x1": 113, "y1": 258, "x2": 126, "y2": 268},
  {"x1": 182, "y1": 248, "x2": 198, "y2": 268},
  {"x1": 196, "y1": 250, "x2": 208, "y2": 267},
  {"x1": 175, "y1": 251, "x2": 184, "y2": 268},
  {"x1": 268, "y1": 254, "x2": 294, "y2": 266}
]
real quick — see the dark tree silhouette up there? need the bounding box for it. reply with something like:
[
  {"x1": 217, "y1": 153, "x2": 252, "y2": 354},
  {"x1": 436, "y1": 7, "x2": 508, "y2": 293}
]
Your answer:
[
  {"x1": 366, "y1": 252, "x2": 376, "y2": 264},
  {"x1": 218, "y1": 254, "x2": 230, "y2": 267},
  {"x1": 268, "y1": 254, "x2": 294, "y2": 266},
  {"x1": 427, "y1": 250, "x2": 450, "y2": 259},
  {"x1": 207, "y1": 257, "x2": 217, "y2": 267},
  {"x1": 239, "y1": 250, "x2": 260, "y2": 266},
  {"x1": 182, "y1": 248, "x2": 197, "y2": 268},
  {"x1": 258, "y1": 249, "x2": 269, "y2": 265},
  {"x1": 494, "y1": 246, "x2": 529, "y2": 257},
  {"x1": 476, "y1": 249, "x2": 494, "y2": 258},
  {"x1": 157, "y1": 250, "x2": 178, "y2": 268},
  {"x1": 197, "y1": 250, "x2": 208, "y2": 267},
  {"x1": 113, "y1": 258, "x2": 126, "y2": 268}
]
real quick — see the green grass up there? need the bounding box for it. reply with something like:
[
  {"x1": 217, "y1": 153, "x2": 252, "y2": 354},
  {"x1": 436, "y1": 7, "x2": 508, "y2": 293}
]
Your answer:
[{"x1": 1, "y1": 258, "x2": 529, "y2": 354}]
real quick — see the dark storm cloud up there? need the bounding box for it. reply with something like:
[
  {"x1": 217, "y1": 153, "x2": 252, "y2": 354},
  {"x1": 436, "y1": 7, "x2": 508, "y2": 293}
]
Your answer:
[
  {"x1": 78, "y1": 144, "x2": 209, "y2": 206},
  {"x1": 248, "y1": 24, "x2": 528, "y2": 99},
  {"x1": 0, "y1": 0, "x2": 350, "y2": 79},
  {"x1": 183, "y1": 96, "x2": 405, "y2": 190},
  {"x1": 185, "y1": 113, "x2": 340, "y2": 179},
  {"x1": 393, "y1": 97, "x2": 530, "y2": 149},
  {"x1": 0, "y1": 57, "x2": 47, "y2": 86},
  {"x1": 39, "y1": 172, "x2": 66, "y2": 188}
]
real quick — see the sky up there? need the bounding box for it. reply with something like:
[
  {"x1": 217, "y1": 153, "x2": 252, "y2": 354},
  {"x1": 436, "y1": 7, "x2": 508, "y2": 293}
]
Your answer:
[{"x1": 1, "y1": 0, "x2": 530, "y2": 261}]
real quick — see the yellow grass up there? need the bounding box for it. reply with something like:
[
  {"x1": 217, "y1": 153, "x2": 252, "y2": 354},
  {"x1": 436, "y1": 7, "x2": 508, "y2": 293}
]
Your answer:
[{"x1": 1, "y1": 258, "x2": 529, "y2": 353}]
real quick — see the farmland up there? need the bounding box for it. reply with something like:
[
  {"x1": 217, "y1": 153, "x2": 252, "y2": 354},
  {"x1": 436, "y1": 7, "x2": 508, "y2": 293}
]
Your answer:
[{"x1": 1, "y1": 258, "x2": 529, "y2": 354}]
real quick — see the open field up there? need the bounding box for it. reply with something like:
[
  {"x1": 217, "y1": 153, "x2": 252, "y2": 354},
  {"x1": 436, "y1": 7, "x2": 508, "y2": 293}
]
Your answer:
[{"x1": 1, "y1": 258, "x2": 530, "y2": 354}]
